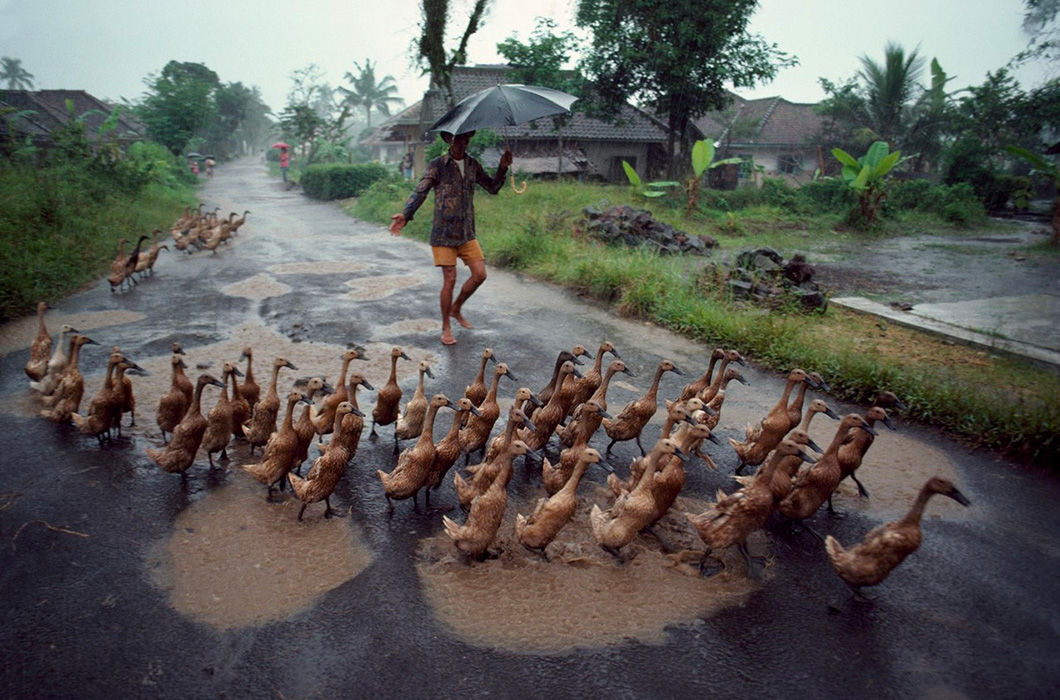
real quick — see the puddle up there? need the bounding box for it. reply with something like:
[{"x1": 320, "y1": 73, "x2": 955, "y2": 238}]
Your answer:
[
  {"x1": 268, "y1": 261, "x2": 370, "y2": 276},
  {"x1": 344, "y1": 274, "x2": 428, "y2": 301},
  {"x1": 417, "y1": 489, "x2": 761, "y2": 653},
  {"x1": 220, "y1": 273, "x2": 292, "y2": 300},
  {"x1": 148, "y1": 476, "x2": 373, "y2": 629},
  {"x1": 0, "y1": 310, "x2": 146, "y2": 356}
]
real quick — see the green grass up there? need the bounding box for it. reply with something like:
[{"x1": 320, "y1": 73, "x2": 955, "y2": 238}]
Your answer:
[
  {"x1": 0, "y1": 161, "x2": 195, "y2": 320},
  {"x1": 351, "y1": 177, "x2": 1060, "y2": 468}
]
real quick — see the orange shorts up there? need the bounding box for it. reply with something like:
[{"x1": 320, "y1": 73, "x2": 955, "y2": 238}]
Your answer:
[{"x1": 432, "y1": 239, "x2": 484, "y2": 267}]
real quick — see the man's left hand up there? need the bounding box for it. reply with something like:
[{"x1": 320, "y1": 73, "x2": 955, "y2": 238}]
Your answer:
[{"x1": 499, "y1": 149, "x2": 513, "y2": 169}]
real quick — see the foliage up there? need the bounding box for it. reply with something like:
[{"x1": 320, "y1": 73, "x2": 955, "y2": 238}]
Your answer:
[
  {"x1": 136, "y1": 61, "x2": 220, "y2": 155},
  {"x1": 1007, "y1": 145, "x2": 1060, "y2": 243},
  {"x1": 0, "y1": 56, "x2": 34, "y2": 90},
  {"x1": 300, "y1": 162, "x2": 390, "y2": 200},
  {"x1": 0, "y1": 121, "x2": 194, "y2": 319},
  {"x1": 339, "y1": 59, "x2": 404, "y2": 127},
  {"x1": 858, "y1": 42, "x2": 926, "y2": 147},
  {"x1": 496, "y1": 17, "x2": 583, "y2": 94},
  {"x1": 423, "y1": 129, "x2": 499, "y2": 161},
  {"x1": 832, "y1": 141, "x2": 905, "y2": 227},
  {"x1": 576, "y1": 0, "x2": 795, "y2": 177}
]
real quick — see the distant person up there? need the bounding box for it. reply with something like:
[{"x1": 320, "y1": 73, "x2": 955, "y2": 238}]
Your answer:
[
  {"x1": 204, "y1": 157, "x2": 215, "y2": 178},
  {"x1": 388, "y1": 131, "x2": 512, "y2": 346},
  {"x1": 190, "y1": 159, "x2": 199, "y2": 176},
  {"x1": 279, "y1": 146, "x2": 290, "y2": 188},
  {"x1": 400, "y1": 151, "x2": 414, "y2": 180}
]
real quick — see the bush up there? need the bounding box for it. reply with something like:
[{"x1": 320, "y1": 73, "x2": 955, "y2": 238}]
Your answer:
[
  {"x1": 300, "y1": 162, "x2": 390, "y2": 200},
  {"x1": 798, "y1": 177, "x2": 851, "y2": 213}
]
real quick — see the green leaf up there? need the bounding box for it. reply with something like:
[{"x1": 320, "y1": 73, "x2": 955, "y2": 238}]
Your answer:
[
  {"x1": 641, "y1": 190, "x2": 667, "y2": 197},
  {"x1": 832, "y1": 148, "x2": 860, "y2": 168},
  {"x1": 622, "y1": 160, "x2": 642, "y2": 188},
  {"x1": 691, "y1": 140, "x2": 714, "y2": 177},
  {"x1": 709, "y1": 157, "x2": 744, "y2": 169},
  {"x1": 872, "y1": 150, "x2": 902, "y2": 177},
  {"x1": 864, "y1": 141, "x2": 889, "y2": 168},
  {"x1": 851, "y1": 164, "x2": 870, "y2": 190},
  {"x1": 1006, "y1": 146, "x2": 1054, "y2": 173},
  {"x1": 647, "y1": 181, "x2": 681, "y2": 188}
]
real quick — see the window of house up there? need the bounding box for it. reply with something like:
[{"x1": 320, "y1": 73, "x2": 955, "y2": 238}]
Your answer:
[{"x1": 778, "y1": 154, "x2": 803, "y2": 174}]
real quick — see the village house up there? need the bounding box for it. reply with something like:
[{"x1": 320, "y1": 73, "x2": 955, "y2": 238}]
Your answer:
[
  {"x1": 0, "y1": 89, "x2": 146, "y2": 150},
  {"x1": 363, "y1": 64, "x2": 672, "y2": 183},
  {"x1": 692, "y1": 93, "x2": 827, "y2": 187}
]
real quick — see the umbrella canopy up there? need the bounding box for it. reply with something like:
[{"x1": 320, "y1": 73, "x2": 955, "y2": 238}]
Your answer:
[
  {"x1": 271, "y1": 142, "x2": 290, "y2": 149},
  {"x1": 185, "y1": 152, "x2": 203, "y2": 158},
  {"x1": 428, "y1": 84, "x2": 578, "y2": 136}
]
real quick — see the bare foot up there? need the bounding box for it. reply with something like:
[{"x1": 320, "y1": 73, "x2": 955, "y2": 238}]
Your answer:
[
  {"x1": 450, "y1": 310, "x2": 474, "y2": 329},
  {"x1": 441, "y1": 328, "x2": 457, "y2": 345}
]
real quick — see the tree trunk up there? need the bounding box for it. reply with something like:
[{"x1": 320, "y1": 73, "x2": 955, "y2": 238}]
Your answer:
[{"x1": 1053, "y1": 189, "x2": 1059, "y2": 245}]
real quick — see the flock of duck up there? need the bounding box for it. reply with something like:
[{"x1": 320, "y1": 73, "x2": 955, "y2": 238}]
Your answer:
[
  {"x1": 103, "y1": 205, "x2": 250, "y2": 295},
  {"x1": 23, "y1": 295, "x2": 971, "y2": 600}
]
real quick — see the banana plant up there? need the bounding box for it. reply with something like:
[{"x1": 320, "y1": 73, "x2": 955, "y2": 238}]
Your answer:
[
  {"x1": 832, "y1": 140, "x2": 907, "y2": 226},
  {"x1": 686, "y1": 139, "x2": 743, "y2": 214},
  {"x1": 1007, "y1": 145, "x2": 1060, "y2": 245}
]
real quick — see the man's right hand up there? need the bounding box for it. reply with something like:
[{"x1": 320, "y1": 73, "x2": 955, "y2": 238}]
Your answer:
[{"x1": 389, "y1": 214, "x2": 406, "y2": 236}]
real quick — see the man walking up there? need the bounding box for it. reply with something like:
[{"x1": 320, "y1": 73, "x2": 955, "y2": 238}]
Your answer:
[{"x1": 389, "y1": 131, "x2": 512, "y2": 345}]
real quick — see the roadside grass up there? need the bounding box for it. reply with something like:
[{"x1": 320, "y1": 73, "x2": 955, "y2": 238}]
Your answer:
[
  {"x1": 0, "y1": 163, "x2": 194, "y2": 320},
  {"x1": 351, "y1": 178, "x2": 1060, "y2": 467}
]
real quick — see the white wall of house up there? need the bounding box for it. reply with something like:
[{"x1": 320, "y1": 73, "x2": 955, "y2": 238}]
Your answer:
[{"x1": 581, "y1": 142, "x2": 653, "y2": 181}]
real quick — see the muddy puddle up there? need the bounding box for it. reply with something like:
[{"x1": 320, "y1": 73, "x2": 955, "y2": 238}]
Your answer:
[
  {"x1": 369, "y1": 318, "x2": 440, "y2": 341},
  {"x1": 148, "y1": 475, "x2": 373, "y2": 629},
  {"x1": 720, "y1": 402, "x2": 966, "y2": 521},
  {"x1": 0, "y1": 310, "x2": 146, "y2": 355},
  {"x1": 417, "y1": 489, "x2": 763, "y2": 653},
  {"x1": 344, "y1": 274, "x2": 428, "y2": 301},
  {"x1": 220, "y1": 273, "x2": 292, "y2": 300}
]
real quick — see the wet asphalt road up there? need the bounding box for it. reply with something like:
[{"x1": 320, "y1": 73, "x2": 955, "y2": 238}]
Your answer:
[{"x1": 1, "y1": 158, "x2": 1058, "y2": 699}]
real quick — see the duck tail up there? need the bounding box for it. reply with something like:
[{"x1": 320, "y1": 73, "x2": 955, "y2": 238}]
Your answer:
[
  {"x1": 588, "y1": 504, "x2": 606, "y2": 541},
  {"x1": 145, "y1": 447, "x2": 162, "y2": 464},
  {"x1": 288, "y1": 472, "x2": 308, "y2": 499},
  {"x1": 514, "y1": 513, "x2": 527, "y2": 538},
  {"x1": 824, "y1": 534, "x2": 844, "y2": 561},
  {"x1": 70, "y1": 412, "x2": 87, "y2": 429},
  {"x1": 375, "y1": 469, "x2": 391, "y2": 490}
]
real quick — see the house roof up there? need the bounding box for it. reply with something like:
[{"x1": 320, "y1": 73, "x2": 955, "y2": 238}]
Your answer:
[
  {"x1": 0, "y1": 89, "x2": 146, "y2": 142},
  {"x1": 370, "y1": 64, "x2": 669, "y2": 145},
  {"x1": 693, "y1": 93, "x2": 824, "y2": 148}
]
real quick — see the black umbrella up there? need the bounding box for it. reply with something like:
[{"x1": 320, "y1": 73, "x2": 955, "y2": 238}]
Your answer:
[
  {"x1": 429, "y1": 84, "x2": 578, "y2": 135},
  {"x1": 186, "y1": 152, "x2": 203, "y2": 158}
]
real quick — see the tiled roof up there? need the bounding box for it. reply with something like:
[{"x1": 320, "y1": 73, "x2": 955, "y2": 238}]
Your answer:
[
  {"x1": 0, "y1": 89, "x2": 146, "y2": 141},
  {"x1": 693, "y1": 93, "x2": 824, "y2": 147}
]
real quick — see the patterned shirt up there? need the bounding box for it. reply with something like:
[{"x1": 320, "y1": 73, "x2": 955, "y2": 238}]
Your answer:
[{"x1": 400, "y1": 153, "x2": 508, "y2": 247}]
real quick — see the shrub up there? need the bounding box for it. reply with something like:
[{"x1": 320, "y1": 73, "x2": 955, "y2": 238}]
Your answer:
[
  {"x1": 300, "y1": 162, "x2": 390, "y2": 200},
  {"x1": 798, "y1": 178, "x2": 851, "y2": 213}
]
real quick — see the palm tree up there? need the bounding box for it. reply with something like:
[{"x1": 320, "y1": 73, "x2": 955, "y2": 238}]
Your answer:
[
  {"x1": 339, "y1": 59, "x2": 404, "y2": 127},
  {"x1": 1, "y1": 56, "x2": 35, "y2": 90},
  {"x1": 858, "y1": 42, "x2": 926, "y2": 147}
]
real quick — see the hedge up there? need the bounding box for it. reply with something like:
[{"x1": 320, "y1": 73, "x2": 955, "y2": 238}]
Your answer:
[{"x1": 300, "y1": 162, "x2": 390, "y2": 200}]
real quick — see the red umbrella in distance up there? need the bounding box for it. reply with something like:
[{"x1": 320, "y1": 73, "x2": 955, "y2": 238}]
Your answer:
[{"x1": 271, "y1": 142, "x2": 290, "y2": 149}]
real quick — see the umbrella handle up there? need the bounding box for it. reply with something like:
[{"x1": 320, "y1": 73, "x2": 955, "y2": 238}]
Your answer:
[{"x1": 509, "y1": 173, "x2": 527, "y2": 195}]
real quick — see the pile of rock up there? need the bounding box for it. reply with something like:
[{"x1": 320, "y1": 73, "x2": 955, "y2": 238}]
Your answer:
[
  {"x1": 580, "y1": 203, "x2": 716, "y2": 255},
  {"x1": 712, "y1": 247, "x2": 828, "y2": 312}
]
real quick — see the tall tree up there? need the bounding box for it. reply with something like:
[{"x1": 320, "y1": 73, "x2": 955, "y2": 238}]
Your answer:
[
  {"x1": 858, "y1": 42, "x2": 926, "y2": 147},
  {"x1": 137, "y1": 61, "x2": 220, "y2": 155},
  {"x1": 575, "y1": 0, "x2": 794, "y2": 177},
  {"x1": 415, "y1": 0, "x2": 491, "y2": 105},
  {"x1": 0, "y1": 56, "x2": 35, "y2": 90},
  {"x1": 339, "y1": 59, "x2": 404, "y2": 127}
]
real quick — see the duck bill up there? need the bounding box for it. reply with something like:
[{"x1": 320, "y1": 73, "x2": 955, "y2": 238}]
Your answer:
[
  {"x1": 948, "y1": 487, "x2": 971, "y2": 507},
  {"x1": 824, "y1": 407, "x2": 840, "y2": 420},
  {"x1": 350, "y1": 407, "x2": 365, "y2": 418},
  {"x1": 571, "y1": 367, "x2": 584, "y2": 379},
  {"x1": 521, "y1": 417, "x2": 538, "y2": 433},
  {"x1": 610, "y1": 349, "x2": 622, "y2": 360},
  {"x1": 425, "y1": 366, "x2": 436, "y2": 379},
  {"x1": 299, "y1": 397, "x2": 315, "y2": 406},
  {"x1": 799, "y1": 450, "x2": 817, "y2": 463},
  {"x1": 231, "y1": 367, "x2": 244, "y2": 377},
  {"x1": 360, "y1": 379, "x2": 375, "y2": 391},
  {"x1": 528, "y1": 393, "x2": 544, "y2": 407},
  {"x1": 469, "y1": 405, "x2": 484, "y2": 418},
  {"x1": 399, "y1": 351, "x2": 412, "y2": 361},
  {"x1": 622, "y1": 367, "x2": 638, "y2": 378},
  {"x1": 701, "y1": 404, "x2": 718, "y2": 416},
  {"x1": 581, "y1": 349, "x2": 595, "y2": 360},
  {"x1": 596, "y1": 459, "x2": 615, "y2": 474},
  {"x1": 670, "y1": 364, "x2": 685, "y2": 376},
  {"x1": 806, "y1": 438, "x2": 823, "y2": 453},
  {"x1": 319, "y1": 384, "x2": 336, "y2": 395},
  {"x1": 504, "y1": 369, "x2": 518, "y2": 382},
  {"x1": 858, "y1": 423, "x2": 878, "y2": 436},
  {"x1": 674, "y1": 446, "x2": 690, "y2": 462},
  {"x1": 599, "y1": 408, "x2": 614, "y2": 421},
  {"x1": 883, "y1": 415, "x2": 897, "y2": 431},
  {"x1": 286, "y1": 361, "x2": 298, "y2": 371},
  {"x1": 706, "y1": 432, "x2": 721, "y2": 445}
]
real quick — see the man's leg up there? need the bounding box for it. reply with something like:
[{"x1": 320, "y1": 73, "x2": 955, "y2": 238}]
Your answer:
[
  {"x1": 450, "y1": 259, "x2": 486, "y2": 329},
  {"x1": 439, "y1": 265, "x2": 458, "y2": 345}
]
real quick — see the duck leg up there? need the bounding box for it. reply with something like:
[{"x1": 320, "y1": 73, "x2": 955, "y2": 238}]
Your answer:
[
  {"x1": 296, "y1": 503, "x2": 308, "y2": 521},
  {"x1": 850, "y1": 473, "x2": 870, "y2": 498},
  {"x1": 605, "y1": 438, "x2": 617, "y2": 454},
  {"x1": 737, "y1": 541, "x2": 765, "y2": 581},
  {"x1": 324, "y1": 497, "x2": 344, "y2": 518},
  {"x1": 635, "y1": 434, "x2": 646, "y2": 456},
  {"x1": 698, "y1": 550, "x2": 724, "y2": 577},
  {"x1": 826, "y1": 495, "x2": 846, "y2": 518}
]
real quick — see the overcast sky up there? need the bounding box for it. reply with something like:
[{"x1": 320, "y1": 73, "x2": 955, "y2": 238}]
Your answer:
[{"x1": 0, "y1": 0, "x2": 1052, "y2": 115}]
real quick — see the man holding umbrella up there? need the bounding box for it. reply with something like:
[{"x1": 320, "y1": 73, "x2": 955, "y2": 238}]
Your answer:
[{"x1": 389, "y1": 131, "x2": 512, "y2": 346}]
